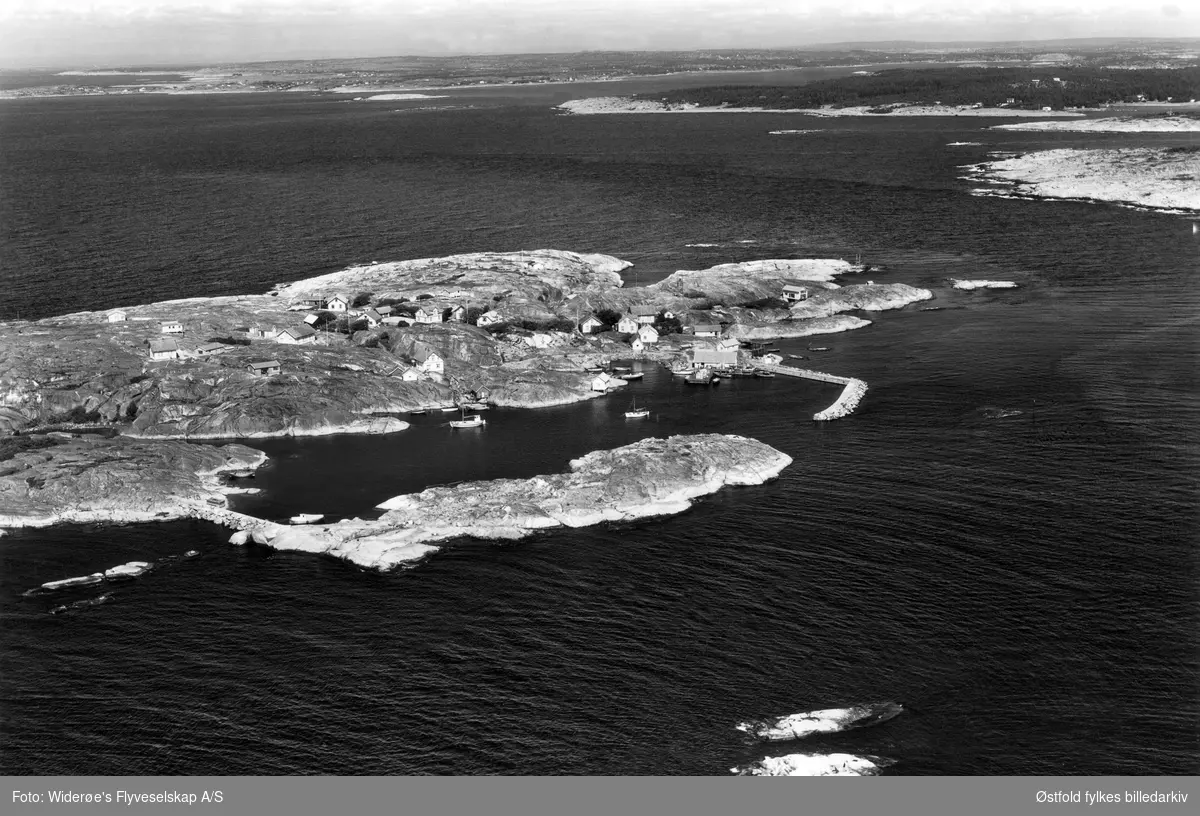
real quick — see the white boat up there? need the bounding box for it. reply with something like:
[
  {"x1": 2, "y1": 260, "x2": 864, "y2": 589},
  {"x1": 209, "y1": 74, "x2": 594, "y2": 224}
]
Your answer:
[
  {"x1": 289, "y1": 513, "x2": 324, "y2": 524},
  {"x1": 624, "y1": 398, "x2": 649, "y2": 419},
  {"x1": 439, "y1": 405, "x2": 460, "y2": 412},
  {"x1": 670, "y1": 366, "x2": 693, "y2": 376},
  {"x1": 449, "y1": 414, "x2": 486, "y2": 428},
  {"x1": 617, "y1": 371, "x2": 644, "y2": 381}
]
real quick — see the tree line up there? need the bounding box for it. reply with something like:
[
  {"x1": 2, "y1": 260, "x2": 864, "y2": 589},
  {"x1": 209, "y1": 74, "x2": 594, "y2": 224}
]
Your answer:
[{"x1": 638, "y1": 67, "x2": 1200, "y2": 110}]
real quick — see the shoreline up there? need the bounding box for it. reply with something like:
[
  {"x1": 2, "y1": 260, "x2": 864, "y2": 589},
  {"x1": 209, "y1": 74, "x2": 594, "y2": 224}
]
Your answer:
[{"x1": 557, "y1": 96, "x2": 1088, "y2": 117}]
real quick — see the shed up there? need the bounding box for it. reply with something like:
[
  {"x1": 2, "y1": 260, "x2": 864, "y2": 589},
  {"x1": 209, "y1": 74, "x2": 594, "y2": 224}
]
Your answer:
[
  {"x1": 579, "y1": 315, "x2": 604, "y2": 334},
  {"x1": 107, "y1": 310, "x2": 127, "y2": 323},
  {"x1": 160, "y1": 321, "x2": 184, "y2": 334},
  {"x1": 590, "y1": 372, "x2": 613, "y2": 392},
  {"x1": 276, "y1": 325, "x2": 317, "y2": 344},
  {"x1": 247, "y1": 360, "x2": 282, "y2": 376},
  {"x1": 783, "y1": 285, "x2": 809, "y2": 302}
]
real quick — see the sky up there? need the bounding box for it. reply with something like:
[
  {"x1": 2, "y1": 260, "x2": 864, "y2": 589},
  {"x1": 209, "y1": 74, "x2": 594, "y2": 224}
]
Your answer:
[{"x1": 0, "y1": 0, "x2": 1196, "y2": 69}]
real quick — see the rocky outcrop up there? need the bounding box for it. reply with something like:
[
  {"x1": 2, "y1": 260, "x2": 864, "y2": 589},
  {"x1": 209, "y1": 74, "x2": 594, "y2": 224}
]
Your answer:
[
  {"x1": 647, "y1": 259, "x2": 858, "y2": 306},
  {"x1": 269, "y1": 250, "x2": 631, "y2": 303},
  {"x1": 951, "y1": 280, "x2": 1018, "y2": 290},
  {"x1": 257, "y1": 434, "x2": 792, "y2": 570},
  {"x1": 726, "y1": 315, "x2": 871, "y2": 340},
  {"x1": 991, "y1": 115, "x2": 1200, "y2": 133},
  {"x1": 961, "y1": 147, "x2": 1200, "y2": 213},
  {"x1": 0, "y1": 434, "x2": 267, "y2": 527},
  {"x1": 737, "y1": 703, "x2": 904, "y2": 742},
  {"x1": 786, "y1": 283, "x2": 933, "y2": 318},
  {"x1": 732, "y1": 753, "x2": 894, "y2": 776}
]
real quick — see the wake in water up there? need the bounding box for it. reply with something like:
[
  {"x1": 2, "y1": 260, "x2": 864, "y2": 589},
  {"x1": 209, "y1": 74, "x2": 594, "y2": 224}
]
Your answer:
[
  {"x1": 736, "y1": 702, "x2": 904, "y2": 741},
  {"x1": 732, "y1": 753, "x2": 895, "y2": 776}
]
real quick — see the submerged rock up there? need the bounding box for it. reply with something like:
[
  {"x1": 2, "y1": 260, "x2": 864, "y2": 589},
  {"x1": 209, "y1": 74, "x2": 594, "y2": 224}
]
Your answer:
[
  {"x1": 737, "y1": 702, "x2": 904, "y2": 741},
  {"x1": 263, "y1": 434, "x2": 793, "y2": 570}
]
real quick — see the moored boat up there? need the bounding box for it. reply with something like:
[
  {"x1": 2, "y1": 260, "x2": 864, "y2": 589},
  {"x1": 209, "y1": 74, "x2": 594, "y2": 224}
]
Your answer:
[
  {"x1": 617, "y1": 371, "x2": 644, "y2": 381},
  {"x1": 290, "y1": 513, "x2": 324, "y2": 524},
  {"x1": 449, "y1": 413, "x2": 486, "y2": 428},
  {"x1": 624, "y1": 397, "x2": 649, "y2": 418},
  {"x1": 755, "y1": 370, "x2": 776, "y2": 378},
  {"x1": 439, "y1": 405, "x2": 460, "y2": 412}
]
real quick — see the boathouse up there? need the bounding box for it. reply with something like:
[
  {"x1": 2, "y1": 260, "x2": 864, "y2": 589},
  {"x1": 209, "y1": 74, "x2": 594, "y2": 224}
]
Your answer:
[{"x1": 590, "y1": 372, "x2": 614, "y2": 392}]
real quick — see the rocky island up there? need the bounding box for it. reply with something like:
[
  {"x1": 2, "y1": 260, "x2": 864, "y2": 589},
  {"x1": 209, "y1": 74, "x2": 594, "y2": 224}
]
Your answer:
[
  {"x1": 260, "y1": 434, "x2": 793, "y2": 569},
  {"x1": 962, "y1": 147, "x2": 1200, "y2": 213}
]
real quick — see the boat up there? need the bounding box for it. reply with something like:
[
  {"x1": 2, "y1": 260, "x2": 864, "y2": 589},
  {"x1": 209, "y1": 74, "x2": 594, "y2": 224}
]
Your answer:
[
  {"x1": 711, "y1": 375, "x2": 722, "y2": 386},
  {"x1": 787, "y1": 354, "x2": 806, "y2": 360},
  {"x1": 617, "y1": 371, "x2": 644, "y2": 381},
  {"x1": 755, "y1": 370, "x2": 776, "y2": 378},
  {"x1": 611, "y1": 365, "x2": 632, "y2": 372},
  {"x1": 228, "y1": 470, "x2": 255, "y2": 479},
  {"x1": 206, "y1": 497, "x2": 225, "y2": 506},
  {"x1": 409, "y1": 409, "x2": 428, "y2": 415},
  {"x1": 449, "y1": 413, "x2": 486, "y2": 428},
  {"x1": 624, "y1": 398, "x2": 649, "y2": 419},
  {"x1": 439, "y1": 405, "x2": 460, "y2": 412},
  {"x1": 808, "y1": 347, "x2": 831, "y2": 352},
  {"x1": 732, "y1": 366, "x2": 757, "y2": 377},
  {"x1": 670, "y1": 366, "x2": 693, "y2": 376},
  {"x1": 462, "y1": 402, "x2": 490, "y2": 410},
  {"x1": 290, "y1": 513, "x2": 324, "y2": 524}
]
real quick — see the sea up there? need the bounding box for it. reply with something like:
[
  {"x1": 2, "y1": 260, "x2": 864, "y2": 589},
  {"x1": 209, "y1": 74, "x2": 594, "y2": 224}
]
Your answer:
[{"x1": 1, "y1": 72, "x2": 1197, "y2": 776}]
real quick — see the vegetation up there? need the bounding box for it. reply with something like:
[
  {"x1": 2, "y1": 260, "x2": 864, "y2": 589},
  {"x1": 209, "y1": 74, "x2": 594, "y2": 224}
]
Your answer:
[
  {"x1": 465, "y1": 306, "x2": 487, "y2": 325},
  {"x1": 595, "y1": 308, "x2": 623, "y2": 328},
  {"x1": 207, "y1": 335, "x2": 251, "y2": 346},
  {"x1": 351, "y1": 292, "x2": 374, "y2": 308},
  {"x1": 636, "y1": 67, "x2": 1200, "y2": 111},
  {"x1": 0, "y1": 434, "x2": 66, "y2": 464},
  {"x1": 654, "y1": 314, "x2": 683, "y2": 335}
]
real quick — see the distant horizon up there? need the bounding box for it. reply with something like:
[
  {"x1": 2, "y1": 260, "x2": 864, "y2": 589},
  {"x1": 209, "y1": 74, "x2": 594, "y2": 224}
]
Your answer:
[
  {"x1": 4, "y1": 35, "x2": 1200, "y2": 74},
  {"x1": 2, "y1": 0, "x2": 1197, "y2": 70}
]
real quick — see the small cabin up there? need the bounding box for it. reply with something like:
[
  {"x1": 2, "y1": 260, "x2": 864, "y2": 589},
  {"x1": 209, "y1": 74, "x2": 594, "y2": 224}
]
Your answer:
[
  {"x1": 476, "y1": 310, "x2": 504, "y2": 327},
  {"x1": 325, "y1": 294, "x2": 350, "y2": 312},
  {"x1": 637, "y1": 325, "x2": 659, "y2": 344},
  {"x1": 247, "y1": 360, "x2": 282, "y2": 376},
  {"x1": 400, "y1": 367, "x2": 422, "y2": 382},
  {"x1": 148, "y1": 338, "x2": 179, "y2": 361},
  {"x1": 579, "y1": 315, "x2": 604, "y2": 334},
  {"x1": 616, "y1": 316, "x2": 640, "y2": 334},
  {"x1": 195, "y1": 342, "x2": 230, "y2": 356},
  {"x1": 447, "y1": 305, "x2": 467, "y2": 322},
  {"x1": 362, "y1": 309, "x2": 384, "y2": 328},
  {"x1": 590, "y1": 372, "x2": 614, "y2": 392},
  {"x1": 412, "y1": 348, "x2": 444, "y2": 375},
  {"x1": 249, "y1": 324, "x2": 275, "y2": 339},
  {"x1": 632, "y1": 305, "x2": 658, "y2": 325},
  {"x1": 276, "y1": 325, "x2": 317, "y2": 345},
  {"x1": 160, "y1": 321, "x2": 184, "y2": 334},
  {"x1": 107, "y1": 310, "x2": 127, "y2": 323},
  {"x1": 692, "y1": 323, "x2": 722, "y2": 338},
  {"x1": 415, "y1": 307, "x2": 443, "y2": 324},
  {"x1": 783, "y1": 285, "x2": 809, "y2": 303},
  {"x1": 631, "y1": 337, "x2": 645, "y2": 353}
]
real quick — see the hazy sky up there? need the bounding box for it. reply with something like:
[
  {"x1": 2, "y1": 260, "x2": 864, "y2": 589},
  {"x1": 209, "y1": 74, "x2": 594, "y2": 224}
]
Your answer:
[{"x1": 1, "y1": 0, "x2": 1196, "y2": 69}]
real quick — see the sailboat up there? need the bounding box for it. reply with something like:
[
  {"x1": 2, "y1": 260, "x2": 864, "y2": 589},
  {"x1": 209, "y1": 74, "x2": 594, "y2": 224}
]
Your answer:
[
  {"x1": 624, "y1": 397, "x2": 650, "y2": 419},
  {"x1": 449, "y1": 406, "x2": 486, "y2": 428}
]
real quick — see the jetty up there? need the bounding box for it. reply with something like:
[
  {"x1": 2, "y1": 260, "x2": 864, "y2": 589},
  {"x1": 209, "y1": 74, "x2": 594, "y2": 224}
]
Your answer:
[
  {"x1": 750, "y1": 361, "x2": 868, "y2": 421},
  {"x1": 186, "y1": 503, "x2": 284, "y2": 542}
]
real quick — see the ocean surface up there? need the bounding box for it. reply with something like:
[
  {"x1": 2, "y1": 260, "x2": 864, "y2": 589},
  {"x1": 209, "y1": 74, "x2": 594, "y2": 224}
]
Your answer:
[{"x1": 1, "y1": 83, "x2": 1197, "y2": 776}]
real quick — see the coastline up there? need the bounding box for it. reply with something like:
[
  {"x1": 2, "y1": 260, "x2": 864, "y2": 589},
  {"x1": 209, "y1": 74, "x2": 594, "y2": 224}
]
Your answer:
[{"x1": 557, "y1": 97, "x2": 1087, "y2": 117}]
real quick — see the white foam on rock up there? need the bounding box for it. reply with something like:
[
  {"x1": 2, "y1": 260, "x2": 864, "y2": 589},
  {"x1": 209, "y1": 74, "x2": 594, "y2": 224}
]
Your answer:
[
  {"x1": 952, "y1": 279, "x2": 1018, "y2": 290},
  {"x1": 733, "y1": 753, "x2": 889, "y2": 776}
]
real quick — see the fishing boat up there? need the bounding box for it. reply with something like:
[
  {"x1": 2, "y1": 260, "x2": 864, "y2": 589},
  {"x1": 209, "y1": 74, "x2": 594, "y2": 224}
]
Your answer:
[
  {"x1": 449, "y1": 411, "x2": 486, "y2": 428},
  {"x1": 617, "y1": 371, "x2": 644, "y2": 381},
  {"x1": 624, "y1": 398, "x2": 650, "y2": 419},
  {"x1": 290, "y1": 513, "x2": 324, "y2": 524},
  {"x1": 611, "y1": 365, "x2": 632, "y2": 373},
  {"x1": 754, "y1": 370, "x2": 776, "y2": 378}
]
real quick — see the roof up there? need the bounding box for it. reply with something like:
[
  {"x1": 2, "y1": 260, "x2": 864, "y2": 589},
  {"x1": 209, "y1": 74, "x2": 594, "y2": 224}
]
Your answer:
[
  {"x1": 148, "y1": 339, "x2": 177, "y2": 353},
  {"x1": 632, "y1": 305, "x2": 658, "y2": 316},
  {"x1": 363, "y1": 309, "x2": 383, "y2": 321},
  {"x1": 411, "y1": 345, "x2": 442, "y2": 363},
  {"x1": 783, "y1": 284, "x2": 809, "y2": 292},
  {"x1": 161, "y1": 320, "x2": 183, "y2": 327},
  {"x1": 280, "y1": 325, "x2": 317, "y2": 339},
  {"x1": 248, "y1": 360, "x2": 281, "y2": 370},
  {"x1": 326, "y1": 294, "x2": 350, "y2": 303},
  {"x1": 638, "y1": 324, "x2": 658, "y2": 334},
  {"x1": 692, "y1": 323, "x2": 722, "y2": 332},
  {"x1": 196, "y1": 342, "x2": 229, "y2": 353}
]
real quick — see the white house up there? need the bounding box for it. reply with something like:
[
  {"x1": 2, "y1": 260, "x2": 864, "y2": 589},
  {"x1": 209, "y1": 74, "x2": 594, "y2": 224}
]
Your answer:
[
  {"x1": 447, "y1": 305, "x2": 467, "y2": 322},
  {"x1": 590, "y1": 372, "x2": 614, "y2": 392},
  {"x1": 249, "y1": 324, "x2": 275, "y2": 339},
  {"x1": 637, "y1": 325, "x2": 659, "y2": 344},
  {"x1": 362, "y1": 309, "x2": 384, "y2": 328},
  {"x1": 631, "y1": 337, "x2": 645, "y2": 353},
  {"x1": 107, "y1": 310, "x2": 127, "y2": 323},
  {"x1": 148, "y1": 338, "x2": 178, "y2": 361},
  {"x1": 693, "y1": 346, "x2": 737, "y2": 367},
  {"x1": 616, "y1": 316, "x2": 640, "y2": 334},
  {"x1": 477, "y1": 310, "x2": 504, "y2": 327},
  {"x1": 692, "y1": 323, "x2": 722, "y2": 338},
  {"x1": 579, "y1": 315, "x2": 604, "y2": 334},
  {"x1": 415, "y1": 306, "x2": 443, "y2": 324},
  {"x1": 195, "y1": 342, "x2": 230, "y2": 356},
  {"x1": 632, "y1": 305, "x2": 658, "y2": 325},
  {"x1": 400, "y1": 367, "x2": 422, "y2": 382},
  {"x1": 276, "y1": 325, "x2": 317, "y2": 345},
  {"x1": 160, "y1": 321, "x2": 184, "y2": 334},
  {"x1": 783, "y1": 285, "x2": 809, "y2": 303},
  {"x1": 413, "y1": 347, "x2": 444, "y2": 375},
  {"x1": 325, "y1": 294, "x2": 351, "y2": 312}
]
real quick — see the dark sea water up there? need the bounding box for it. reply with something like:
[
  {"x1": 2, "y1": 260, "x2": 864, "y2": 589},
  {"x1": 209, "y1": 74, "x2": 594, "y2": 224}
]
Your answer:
[{"x1": 1, "y1": 86, "x2": 1197, "y2": 776}]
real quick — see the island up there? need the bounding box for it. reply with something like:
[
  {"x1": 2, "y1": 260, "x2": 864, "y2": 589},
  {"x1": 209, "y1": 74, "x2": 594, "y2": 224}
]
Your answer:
[{"x1": 962, "y1": 147, "x2": 1200, "y2": 213}]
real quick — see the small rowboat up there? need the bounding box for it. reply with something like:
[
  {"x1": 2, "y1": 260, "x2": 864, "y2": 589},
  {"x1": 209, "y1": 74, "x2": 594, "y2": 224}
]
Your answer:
[
  {"x1": 290, "y1": 513, "x2": 324, "y2": 524},
  {"x1": 439, "y1": 406, "x2": 460, "y2": 412},
  {"x1": 409, "y1": 409, "x2": 428, "y2": 415},
  {"x1": 611, "y1": 365, "x2": 632, "y2": 372},
  {"x1": 617, "y1": 372, "x2": 644, "y2": 381}
]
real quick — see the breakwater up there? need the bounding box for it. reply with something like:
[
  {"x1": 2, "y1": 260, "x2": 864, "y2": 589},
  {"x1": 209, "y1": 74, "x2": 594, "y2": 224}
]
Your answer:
[{"x1": 751, "y1": 362, "x2": 868, "y2": 421}]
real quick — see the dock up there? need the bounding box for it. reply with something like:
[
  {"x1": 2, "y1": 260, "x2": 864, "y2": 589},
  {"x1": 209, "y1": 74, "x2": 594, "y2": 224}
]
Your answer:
[{"x1": 750, "y1": 361, "x2": 868, "y2": 421}]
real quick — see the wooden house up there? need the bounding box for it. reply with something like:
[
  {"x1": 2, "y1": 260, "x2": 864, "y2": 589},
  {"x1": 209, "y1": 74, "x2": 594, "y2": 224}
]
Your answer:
[
  {"x1": 415, "y1": 306, "x2": 443, "y2": 324},
  {"x1": 247, "y1": 360, "x2": 282, "y2": 376},
  {"x1": 590, "y1": 372, "x2": 614, "y2": 392},
  {"x1": 107, "y1": 310, "x2": 127, "y2": 323},
  {"x1": 783, "y1": 285, "x2": 809, "y2": 303},
  {"x1": 476, "y1": 310, "x2": 504, "y2": 327},
  {"x1": 616, "y1": 316, "x2": 640, "y2": 334},
  {"x1": 632, "y1": 305, "x2": 658, "y2": 325},
  {"x1": 691, "y1": 323, "x2": 722, "y2": 338},
  {"x1": 637, "y1": 325, "x2": 659, "y2": 344},
  {"x1": 160, "y1": 321, "x2": 184, "y2": 334},
  {"x1": 579, "y1": 315, "x2": 604, "y2": 334},
  {"x1": 148, "y1": 338, "x2": 179, "y2": 361},
  {"x1": 447, "y1": 305, "x2": 467, "y2": 322},
  {"x1": 195, "y1": 342, "x2": 231, "y2": 357},
  {"x1": 276, "y1": 325, "x2": 317, "y2": 345},
  {"x1": 412, "y1": 347, "x2": 444, "y2": 375},
  {"x1": 631, "y1": 337, "x2": 645, "y2": 353},
  {"x1": 362, "y1": 309, "x2": 384, "y2": 328},
  {"x1": 324, "y1": 294, "x2": 351, "y2": 312}
]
